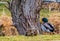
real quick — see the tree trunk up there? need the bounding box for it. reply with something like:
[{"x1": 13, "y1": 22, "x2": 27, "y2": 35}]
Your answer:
[{"x1": 8, "y1": 0, "x2": 42, "y2": 35}]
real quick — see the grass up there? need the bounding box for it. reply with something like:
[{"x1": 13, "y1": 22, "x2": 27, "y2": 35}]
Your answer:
[
  {"x1": 0, "y1": 4, "x2": 11, "y2": 16},
  {"x1": 40, "y1": 9, "x2": 50, "y2": 18},
  {"x1": 40, "y1": 9, "x2": 50, "y2": 22},
  {"x1": 4, "y1": 8, "x2": 11, "y2": 16},
  {"x1": 0, "y1": 35, "x2": 60, "y2": 41}
]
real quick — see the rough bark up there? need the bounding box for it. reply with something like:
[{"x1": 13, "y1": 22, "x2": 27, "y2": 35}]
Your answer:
[{"x1": 8, "y1": 0, "x2": 42, "y2": 35}]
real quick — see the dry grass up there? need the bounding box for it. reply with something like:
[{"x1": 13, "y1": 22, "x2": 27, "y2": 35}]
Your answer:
[
  {"x1": 0, "y1": 15, "x2": 18, "y2": 36},
  {"x1": 49, "y1": 12, "x2": 60, "y2": 34}
]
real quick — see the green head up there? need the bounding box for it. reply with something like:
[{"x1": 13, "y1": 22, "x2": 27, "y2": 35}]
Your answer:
[{"x1": 42, "y1": 18, "x2": 48, "y2": 23}]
